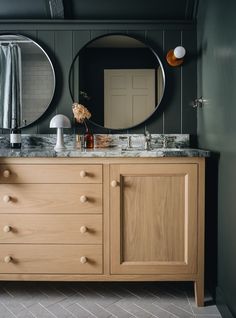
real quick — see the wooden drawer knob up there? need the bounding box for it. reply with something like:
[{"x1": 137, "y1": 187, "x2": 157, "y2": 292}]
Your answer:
[
  {"x1": 80, "y1": 195, "x2": 87, "y2": 203},
  {"x1": 80, "y1": 170, "x2": 87, "y2": 178},
  {"x1": 3, "y1": 170, "x2": 10, "y2": 178},
  {"x1": 111, "y1": 180, "x2": 118, "y2": 187},
  {"x1": 3, "y1": 225, "x2": 12, "y2": 233},
  {"x1": 4, "y1": 256, "x2": 12, "y2": 263},
  {"x1": 80, "y1": 256, "x2": 87, "y2": 264},
  {"x1": 3, "y1": 195, "x2": 11, "y2": 203},
  {"x1": 80, "y1": 226, "x2": 88, "y2": 234}
]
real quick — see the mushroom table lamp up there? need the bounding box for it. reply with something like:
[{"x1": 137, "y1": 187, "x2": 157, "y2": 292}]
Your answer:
[{"x1": 49, "y1": 114, "x2": 71, "y2": 151}]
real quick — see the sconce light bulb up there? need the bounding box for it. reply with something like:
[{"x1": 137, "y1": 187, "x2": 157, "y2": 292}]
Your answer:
[{"x1": 173, "y1": 46, "x2": 186, "y2": 59}]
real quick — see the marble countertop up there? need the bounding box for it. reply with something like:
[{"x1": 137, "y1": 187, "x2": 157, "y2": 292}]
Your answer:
[
  {"x1": 0, "y1": 146, "x2": 210, "y2": 158},
  {"x1": 0, "y1": 134, "x2": 210, "y2": 158}
]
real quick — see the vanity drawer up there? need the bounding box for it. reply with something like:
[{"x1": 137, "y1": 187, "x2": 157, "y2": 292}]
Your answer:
[
  {"x1": 0, "y1": 215, "x2": 102, "y2": 244},
  {"x1": 0, "y1": 164, "x2": 102, "y2": 184},
  {"x1": 0, "y1": 184, "x2": 102, "y2": 214},
  {"x1": 0, "y1": 245, "x2": 103, "y2": 274}
]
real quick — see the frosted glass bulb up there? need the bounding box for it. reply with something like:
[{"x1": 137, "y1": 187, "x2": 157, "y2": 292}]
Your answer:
[{"x1": 174, "y1": 46, "x2": 186, "y2": 59}]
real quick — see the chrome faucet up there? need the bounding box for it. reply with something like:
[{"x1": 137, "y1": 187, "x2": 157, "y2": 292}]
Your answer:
[
  {"x1": 160, "y1": 134, "x2": 168, "y2": 148},
  {"x1": 144, "y1": 130, "x2": 152, "y2": 150},
  {"x1": 127, "y1": 136, "x2": 132, "y2": 148},
  {"x1": 119, "y1": 135, "x2": 133, "y2": 150}
]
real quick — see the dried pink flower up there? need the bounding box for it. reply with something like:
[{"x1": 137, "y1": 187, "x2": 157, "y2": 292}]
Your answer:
[{"x1": 72, "y1": 103, "x2": 91, "y2": 123}]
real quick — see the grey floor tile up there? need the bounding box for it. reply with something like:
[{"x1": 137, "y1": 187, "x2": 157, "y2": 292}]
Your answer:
[
  {"x1": 115, "y1": 300, "x2": 153, "y2": 318},
  {"x1": 46, "y1": 303, "x2": 76, "y2": 318},
  {"x1": 152, "y1": 295, "x2": 193, "y2": 313},
  {"x1": 103, "y1": 303, "x2": 134, "y2": 318},
  {"x1": 134, "y1": 302, "x2": 180, "y2": 318},
  {"x1": 27, "y1": 303, "x2": 57, "y2": 318},
  {"x1": 0, "y1": 282, "x2": 222, "y2": 318},
  {"x1": 17, "y1": 309, "x2": 37, "y2": 318},
  {"x1": 195, "y1": 316, "x2": 222, "y2": 318},
  {"x1": 53, "y1": 285, "x2": 78, "y2": 298},
  {"x1": 0, "y1": 299, "x2": 25, "y2": 316},
  {"x1": 73, "y1": 299, "x2": 112, "y2": 318},
  {"x1": 59, "y1": 294, "x2": 86, "y2": 308},
  {"x1": 153, "y1": 302, "x2": 195, "y2": 318},
  {"x1": 66, "y1": 303, "x2": 94, "y2": 318},
  {"x1": 191, "y1": 304, "x2": 221, "y2": 316},
  {"x1": 0, "y1": 302, "x2": 16, "y2": 318}
]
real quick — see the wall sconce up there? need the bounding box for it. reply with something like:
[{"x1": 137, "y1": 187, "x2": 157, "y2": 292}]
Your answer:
[
  {"x1": 50, "y1": 114, "x2": 71, "y2": 151},
  {"x1": 166, "y1": 46, "x2": 186, "y2": 67}
]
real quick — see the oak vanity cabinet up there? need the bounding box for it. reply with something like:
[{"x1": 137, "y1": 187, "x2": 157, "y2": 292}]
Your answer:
[
  {"x1": 110, "y1": 159, "x2": 205, "y2": 307},
  {"x1": 0, "y1": 163, "x2": 103, "y2": 274},
  {"x1": 0, "y1": 158, "x2": 205, "y2": 307}
]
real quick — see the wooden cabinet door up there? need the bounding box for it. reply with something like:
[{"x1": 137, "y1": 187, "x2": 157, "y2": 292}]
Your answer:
[{"x1": 110, "y1": 163, "x2": 198, "y2": 275}]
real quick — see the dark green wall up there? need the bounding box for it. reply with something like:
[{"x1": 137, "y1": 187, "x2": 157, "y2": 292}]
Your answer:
[
  {"x1": 0, "y1": 0, "x2": 197, "y2": 20},
  {"x1": 0, "y1": 21, "x2": 197, "y2": 134},
  {"x1": 197, "y1": 0, "x2": 236, "y2": 316}
]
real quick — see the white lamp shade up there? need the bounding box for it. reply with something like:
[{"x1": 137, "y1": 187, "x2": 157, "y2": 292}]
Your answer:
[
  {"x1": 50, "y1": 114, "x2": 71, "y2": 128},
  {"x1": 173, "y1": 46, "x2": 186, "y2": 59}
]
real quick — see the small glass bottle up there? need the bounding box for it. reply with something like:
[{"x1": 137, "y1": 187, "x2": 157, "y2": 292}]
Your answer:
[
  {"x1": 84, "y1": 126, "x2": 94, "y2": 148},
  {"x1": 10, "y1": 119, "x2": 21, "y2": 149}
]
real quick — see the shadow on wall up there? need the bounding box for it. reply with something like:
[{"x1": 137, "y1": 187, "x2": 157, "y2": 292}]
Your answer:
[{"x1": 205, "y1": 157, "x2": 219, "y2": 297}]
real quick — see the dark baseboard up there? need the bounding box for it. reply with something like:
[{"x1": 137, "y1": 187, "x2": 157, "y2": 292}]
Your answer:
[{"x1": 216, "y1": 287, "x2": 234, "y2": 318}]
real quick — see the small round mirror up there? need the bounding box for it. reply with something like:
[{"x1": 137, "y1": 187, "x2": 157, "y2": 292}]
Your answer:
[
  {"x1": 69, "y1": 34, "x2": 165, "y2": 130},
  {"x1": 0, "y1": 34, "x2": 55, "y2": 129}
]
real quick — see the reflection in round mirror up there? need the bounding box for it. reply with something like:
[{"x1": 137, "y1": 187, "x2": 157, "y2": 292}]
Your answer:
[
  {"x1": 69, "y1": 34, "x2": 165, "y2": 130},
  {"x1": 0, "y1": 34, "x2": 55, "y2": 129}
]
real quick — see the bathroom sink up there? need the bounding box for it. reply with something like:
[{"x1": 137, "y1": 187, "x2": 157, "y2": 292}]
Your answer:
[
  {"x1": 122, "y1": 147, "x2": 151, "y2": 151},
  {"x1": 122, "y1": 147, "x2": 183, "y2": 152}
]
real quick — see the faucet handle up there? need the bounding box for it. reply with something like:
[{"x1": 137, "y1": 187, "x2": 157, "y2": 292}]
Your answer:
[
  {"x1": 163, "y1": 136, "x2": 167, "y2": 148},
  {"x1": 144, "y1": 130, "x2": 151, "y2": 140},
  {"x1": 144, "y1": 131, "x2": 152, "y2": 150},
  {"x1": 127, "y1": 136, "x2": 132, "y2": 148},
  {"x1": 160, "y1": 135, "x2": 168, "y2": 148}
]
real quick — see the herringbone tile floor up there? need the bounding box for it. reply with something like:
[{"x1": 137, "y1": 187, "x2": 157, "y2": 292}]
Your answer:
[{"x1": 0, "y1": 282, "x2": 221, "y2": 318}]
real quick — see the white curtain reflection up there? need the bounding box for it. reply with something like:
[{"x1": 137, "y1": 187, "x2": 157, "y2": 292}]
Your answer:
[{"x1": 0, "y1": 44, "x2": 22, "y2": 129}]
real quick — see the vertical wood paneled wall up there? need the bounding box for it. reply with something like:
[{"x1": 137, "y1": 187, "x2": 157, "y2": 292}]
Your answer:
[{"x1": 0, "y1": 21, "x2": 197, "y2": 135}]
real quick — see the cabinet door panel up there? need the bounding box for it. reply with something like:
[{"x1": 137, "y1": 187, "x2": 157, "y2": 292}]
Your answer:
[{"x1": 110, "y1": 164, "x2": 198, "y2": 274}]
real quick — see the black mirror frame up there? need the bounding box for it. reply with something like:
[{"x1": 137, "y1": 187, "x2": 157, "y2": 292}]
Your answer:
[{"x1": 69, "y1": 33, "x2": 166, "y2": 131}]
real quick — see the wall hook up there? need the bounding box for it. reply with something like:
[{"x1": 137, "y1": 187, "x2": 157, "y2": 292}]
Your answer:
[{"x1": 192, "y1": 97, "x2": 206, "y2": 108}]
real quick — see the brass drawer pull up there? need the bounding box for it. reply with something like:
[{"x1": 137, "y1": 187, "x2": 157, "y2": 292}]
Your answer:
[{"x1": 80, "y1": 256, "x2": 87, "y2": 264}]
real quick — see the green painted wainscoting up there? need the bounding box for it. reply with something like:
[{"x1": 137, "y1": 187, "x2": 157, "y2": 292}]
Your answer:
[{"x1": 0, "y1": 20, "x2": 197, "y2": 135}]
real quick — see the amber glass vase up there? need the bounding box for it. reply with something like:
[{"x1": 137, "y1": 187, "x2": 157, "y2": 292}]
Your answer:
[{"x1": 83, "y1": 121, "x2": 94, "y2": 149}]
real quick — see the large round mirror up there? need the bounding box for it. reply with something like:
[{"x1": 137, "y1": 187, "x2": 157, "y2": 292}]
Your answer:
[
  {"x1": 69, "y1": 34, "x2": 165, "y2": 130},
  {"x1": 0, "y1": 34, "x2": 55, "y2": 129}
]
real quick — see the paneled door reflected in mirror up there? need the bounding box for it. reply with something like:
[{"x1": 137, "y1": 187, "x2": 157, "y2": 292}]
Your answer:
[
  {"x1": 69, "y1": 34, "x2": 165, "y2": 130},
  {"x1": 0, "y1": 34, "x2": 55, "y2": 129}
]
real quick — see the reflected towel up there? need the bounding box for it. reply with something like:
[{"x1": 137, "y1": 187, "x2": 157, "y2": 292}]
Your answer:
[{"x1": 0, "y1": 44, "x2": 22, "y2": 129}]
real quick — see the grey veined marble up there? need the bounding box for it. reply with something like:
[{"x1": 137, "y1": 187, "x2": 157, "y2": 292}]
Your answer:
[{"x1": 0, "y1": 134, "x2": 210, "y2": 158}]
